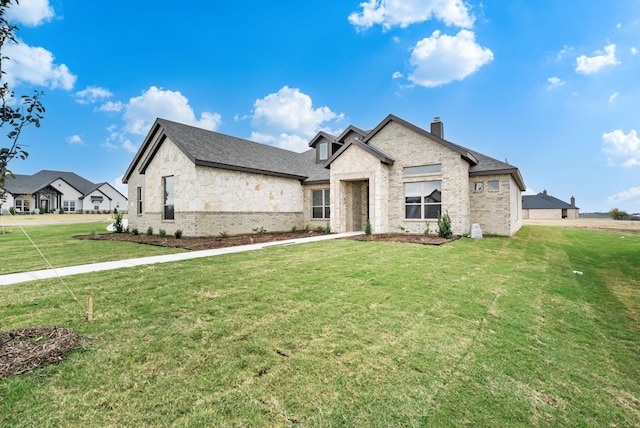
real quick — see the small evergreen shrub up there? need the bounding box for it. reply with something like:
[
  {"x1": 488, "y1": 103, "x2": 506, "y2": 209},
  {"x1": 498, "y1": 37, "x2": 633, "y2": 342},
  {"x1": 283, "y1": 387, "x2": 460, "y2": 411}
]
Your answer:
[
  {"x1": 365, "y1": 219, "x2": 372, "y2": 235},
  {"x1": 146, "y1": 226, "x2": 153, "y2": 236},
  {"x1": 39, "y1": 207, "x2": 45, "y2": 214},
  {"x1": 252, "y1": 226, "x2": 267, "y2": 234},
  {"x1": 324, "y1": 222, "x2": 331, "y2": 234},
  {"x1": 423, "y1": 223, "x2": 430, "y2": 235},
  {"x1": 112, "y1": 212, "x2": 125, "y2": 233},
  {"x1": 174, "y1": 229, "x2": 183, "y2": 239},
  {"x1": 132, "y1": 228, "x2": 139, "y2": 235},
  {"x1": 219, "y1": 230, "x2": 229, "y2": 238},
  {"x1": 159, "y1": 229, "x2": 167, "y2": 237},
  {"x1": 437, "y1": 211, "x2": 453, "y2": 238},
  {"x1": 9, "y1": 207, "x2": 15, "y2": 215},
  {"x1": 291, "y1": 225, "x2": 297, "y2": 232},
  {"x1": 58, "y1": 207, "x2": 64, "y2": 214}
]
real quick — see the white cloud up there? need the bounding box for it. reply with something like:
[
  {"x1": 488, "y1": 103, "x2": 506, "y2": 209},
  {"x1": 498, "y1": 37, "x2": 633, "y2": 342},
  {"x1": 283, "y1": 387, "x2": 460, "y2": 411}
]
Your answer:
[
  {"x1": 75, "y1": 86, "x2": 113, "y2": 104},
  {"x1": 547, "y1": 77, "x2": 564, "y2": 89},
  {"x1": 102, "y1": 125, "x2": 137, "y2": 153},
  {"x1": 66, "y1": 135, "x2": 83, "y2": 145},
  {"x1": 608, "y1": 186, "x2": 640, "y2": 204},
  {"x1": 4, "y1": 0, "x2": 55, "y2": 26},
  {"x1": 609, "y1": 92, "x2": 619, "y2": 103},
  {"x1": 576, "y1": 43, "x2": 620, "y2": 74},
  {"x1": 408, "y1": 30, "x2": 493, "y2": 87},
  {"x1": 602, "y1": 129, "x2": 640, "y2": 168},
  {"x1": 556, "y1": 45, "x2": 574, "y2": 61},
  {"x1": 392, "y1": 71, "x2": 403, "y2": 79},
  {"x1": 632, "y1": 47, "x2": 638, "y2": 55},
  {"x1": 349, "y1": 0, "x2": 475, "y2": 30},
  {"x1": 250, "y1": 86, "x2": 344, "y2": 152},
  {"x1": 123, "y1": 86, "x2": 221, "y2": 135},
  {"x1": 99, "y1": 101, "x2": 124, "y2": 112},
  {"x1": 2, "y1": 40, "x2": 76, "y2": 90},
  {"x1": 112, "y1": 175, "x2": 128, "y2": 197}
]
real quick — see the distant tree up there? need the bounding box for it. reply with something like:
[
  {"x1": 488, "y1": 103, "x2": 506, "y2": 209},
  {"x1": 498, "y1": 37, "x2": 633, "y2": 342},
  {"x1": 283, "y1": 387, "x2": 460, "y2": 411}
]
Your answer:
[
  {"x1": 0, "y1": 0, "x2": 45, "y2": 194},
  {"x1": 608, "y1": 208, "x2": 629, "y2": 220}
]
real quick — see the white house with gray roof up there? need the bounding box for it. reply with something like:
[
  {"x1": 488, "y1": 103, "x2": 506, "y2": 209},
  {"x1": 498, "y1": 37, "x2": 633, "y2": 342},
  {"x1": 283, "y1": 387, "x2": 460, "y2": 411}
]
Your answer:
[
  {"x1": 123, "y1": 114, "x2": 526, "y2": 237},
  {"x1": 522, "y1": 190, "x2": 579, "y2": 219},
  {"x1": 1, "y1": 170, "x2": 128, "y2": 214}
]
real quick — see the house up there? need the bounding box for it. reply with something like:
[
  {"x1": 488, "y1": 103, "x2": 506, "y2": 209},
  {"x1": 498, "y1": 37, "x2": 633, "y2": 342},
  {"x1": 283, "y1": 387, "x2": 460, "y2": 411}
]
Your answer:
[
  {"x1": 123, "y1": 114, "x2": 526, "y2": 237},
  {"x1": 522, "y1": 190, "x2": 579, "y2": 219},
  {"x1": 1, "y1": 170, "x2": 128, "y2": 214}
]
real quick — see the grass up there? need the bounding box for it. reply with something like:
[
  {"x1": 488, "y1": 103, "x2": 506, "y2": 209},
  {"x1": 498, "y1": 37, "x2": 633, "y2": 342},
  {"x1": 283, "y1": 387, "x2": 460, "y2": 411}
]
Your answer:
[
  {"x1": 1, "y1": 225, "x2": 639, "y2": 426},
  {"x1": 0, "y1": 222, "x2": 184, "y2": 274}
]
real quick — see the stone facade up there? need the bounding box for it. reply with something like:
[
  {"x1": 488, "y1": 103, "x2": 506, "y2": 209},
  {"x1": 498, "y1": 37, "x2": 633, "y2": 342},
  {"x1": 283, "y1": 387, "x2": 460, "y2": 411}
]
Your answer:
[
  {"x1": 128, "y1": 137, "x2": 305, "y2": 236},
  {"x1": 469, "y1": 174, "x2": 522, "y2": 236}
]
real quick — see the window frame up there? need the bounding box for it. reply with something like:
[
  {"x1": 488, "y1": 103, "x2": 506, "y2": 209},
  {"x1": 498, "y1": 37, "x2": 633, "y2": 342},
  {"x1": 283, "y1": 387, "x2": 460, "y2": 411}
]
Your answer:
[
  {"x1": 312, "y1": 188, "x2": 330, "y2": 219},
  {"x1": 136, "y1": 186, "x2": 143, "y2": 215},
  {"x1": 488, "y1": 180, "x2": 500, "y2": 191},
  {"x1": 318, "y1": 142, "x2": 328, "y2": 161},
  {"x1": 404, "y1": 180, "x2": 442, "y2": 220},
  {"x1": 473, "y1": 182, "x2": 484, "y2": 192},
  {"x1": 62, "y1": 200, "x2": 75, "y2": 213},
  {"x1": 162, "y1": 176, "x2": 175, "y2": 221}
]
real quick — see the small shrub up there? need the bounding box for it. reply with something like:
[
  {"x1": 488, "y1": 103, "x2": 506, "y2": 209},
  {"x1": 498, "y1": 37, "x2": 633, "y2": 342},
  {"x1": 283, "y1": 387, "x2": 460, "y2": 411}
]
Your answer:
[
  {"x1": 315, "y1": 225, "x2": 325, "y2": 233},
  {"x1": 219, "y1": 230, "x2": 229, "y2": 238},
  {"x1": 291, "y1": 225, "x2": 297, "y2": 232},
  {"x1": 174, "y1": 229, "x2": 183, "y2": 239},
  {"x1": 9, "y1": 207, "x2": 15, "y2": 215},
  {"x1": 58, "y1": 207, "x2": 64, "y2": 214},
  {"x1": 39, "y1": 206, "x2": 45, "y2": 214},
  {"x1": 365, "y1": 219, "x2": 372, "y2": 235},
  {"x1": 324, "y1": 222, "x2": 331, "y2": 234},
  {"x1": 113, "y1": 212, "x2": 125, "y2": 233},
  {"x1": 131, "y1": 228, "x2": 139, "y2": 236},
  {"x1": 146, "y1": 226, "x2": 153, "y2": 236},
  {"x1": 252, "y1": 226, "x2": 267, "y2": 234},
  {"x1": 159, "y1": 229, "x2": 167, "y2": 237},
  {"x1": 437, "y1": 211, "x2": 453, "y2": 238},
  {"x1": 423, "y1": 223, "x2": 430, "y2": 235},
  {"x1": 609, "y1": 208, "x2": 629, "y2": 220},
  {"x1": 397, "y1": 224, "x2": 408, "y2": 233}
]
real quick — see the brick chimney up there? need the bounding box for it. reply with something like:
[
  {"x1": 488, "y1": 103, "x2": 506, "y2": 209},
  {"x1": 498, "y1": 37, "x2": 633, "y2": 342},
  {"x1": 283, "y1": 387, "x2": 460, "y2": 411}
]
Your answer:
[
  {"x1": 430, "y1": 117, "x2": 443, "y2": 139},
  {"x1": 570, "y1": 196, "x2": 575, "y2": 208}
]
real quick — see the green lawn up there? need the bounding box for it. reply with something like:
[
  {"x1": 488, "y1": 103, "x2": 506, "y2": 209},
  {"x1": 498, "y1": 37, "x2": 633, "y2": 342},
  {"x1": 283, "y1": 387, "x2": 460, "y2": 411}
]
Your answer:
[
  {"x1": 0, "y1": 222, "x2": 184, "y2": 274},
  {"x1": 1, "y1": 225, "x2": 638, "y2": 426}
]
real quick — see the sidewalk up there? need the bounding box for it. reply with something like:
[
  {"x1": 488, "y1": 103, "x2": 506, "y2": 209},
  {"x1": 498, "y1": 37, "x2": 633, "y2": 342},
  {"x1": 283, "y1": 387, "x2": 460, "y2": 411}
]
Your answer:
[{"x1": 0, "y1": 232, "x2": 363, "y2": 286}]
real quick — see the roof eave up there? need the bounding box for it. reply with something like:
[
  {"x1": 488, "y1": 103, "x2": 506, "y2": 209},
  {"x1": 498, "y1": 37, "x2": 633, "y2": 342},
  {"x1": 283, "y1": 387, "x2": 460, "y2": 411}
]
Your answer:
[{"x1": 195, "y1": 160, "x2": 308, "y2": 181}]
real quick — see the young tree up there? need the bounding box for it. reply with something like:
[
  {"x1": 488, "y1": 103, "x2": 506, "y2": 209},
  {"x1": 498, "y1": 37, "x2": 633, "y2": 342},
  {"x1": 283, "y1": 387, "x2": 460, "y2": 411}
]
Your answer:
[
  {"x1": 608, "y1": 208, "x2": 629, "y2": 220},
  {"x1": 0, "y1": 0, "x2": 45, "y2": 193}
]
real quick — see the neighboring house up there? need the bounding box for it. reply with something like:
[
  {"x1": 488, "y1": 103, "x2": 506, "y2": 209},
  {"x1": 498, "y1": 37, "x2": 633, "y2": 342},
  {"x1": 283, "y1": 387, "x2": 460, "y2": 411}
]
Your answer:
[
  {"x1": 123, "y1": 114, "x2": 526, "y2": 237},
  {"x1": 1, "y1": 170, "x2": 128, "y2": 214},
  {"x1": 522, "y1": 190, "x2": 579, "y2": 219}
]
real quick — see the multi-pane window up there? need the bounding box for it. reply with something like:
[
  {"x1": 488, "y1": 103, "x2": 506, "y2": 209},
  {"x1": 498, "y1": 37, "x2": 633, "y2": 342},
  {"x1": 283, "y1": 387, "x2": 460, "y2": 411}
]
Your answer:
[
  {"x1": 312, "y1": 189, "x2": 330, "y2": 219},
  {"x1": 488, "y1": 180, "x2": 500, "y2": 191},
  {"x1": 136, "y1": 187, "x2": 143, "y2": 215},
  {"x1": 162, "y1": 176, "x2": 174, "y2": 220},
  {"x1": 15, "y1": 198, "x2": 30, "y2": 212},
  {"x1": 405, "y1": 181, "x2": 441, "y2": 219},
  {"x1": 63, "y1": 200, "x2": 75, "y2": 213}
]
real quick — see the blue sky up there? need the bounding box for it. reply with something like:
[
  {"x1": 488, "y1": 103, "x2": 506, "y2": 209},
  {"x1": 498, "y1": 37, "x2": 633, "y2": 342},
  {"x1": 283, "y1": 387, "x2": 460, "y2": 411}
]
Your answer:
[{"x1": 4, "y1": 0, "x2": 640, "y2": 213}]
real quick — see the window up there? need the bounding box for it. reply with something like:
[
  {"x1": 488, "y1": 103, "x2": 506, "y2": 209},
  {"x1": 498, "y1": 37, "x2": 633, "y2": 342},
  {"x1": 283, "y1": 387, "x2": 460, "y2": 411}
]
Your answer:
[
  {"x1": 15, "y1": 198, "x2": 30, "y2": 212},
  {"x1": 94, "y1": 204, "x2": 100, "y2": 211},
  {"x1": 318, "y1": 142, "x2": 328, "y2": 161},
  {"x1": 488, "y1": 180, "x2": 500, "y2": 191},
  {"x1": 474, "y1": 182, "x2": 484, "y2": 192},
  {"x1": 404, "y1": 164, "x2": 442, "y2": 175},
  {"x1": 136, "y1": 187, "x2": 143, "y2": 215},
  {"x1": 162, "y1": 176, "x2": 174, "y2": 220},
  {"x1": 312, "y1": 189, "x2": 330, "y2": 219},
  {"x1": 405, "y1": 181, "x2": 441, "y2": 219},
  {"x1": 63, "y1": 200, "x2": 75, "y2": 213}
]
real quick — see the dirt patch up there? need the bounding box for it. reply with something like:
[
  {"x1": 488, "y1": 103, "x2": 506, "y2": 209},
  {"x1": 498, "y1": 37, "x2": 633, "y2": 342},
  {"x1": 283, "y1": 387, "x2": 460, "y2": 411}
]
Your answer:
[
  {"x1": 75, "y1": 230, "x2": 331, "y2": 251},
  {"x1": 345, "y1": 233, "x2": 458, "y2": 245},
  {"x1": 1, "y1": 327, "x2": 81, "y2": 379},
  {"x1": 75, "y1": 230, "x2": 459, "y2": 249}
]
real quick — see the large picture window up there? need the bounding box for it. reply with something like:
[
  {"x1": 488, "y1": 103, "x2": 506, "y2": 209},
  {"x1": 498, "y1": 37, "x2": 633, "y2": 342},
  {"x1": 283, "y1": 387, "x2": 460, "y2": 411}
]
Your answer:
[
  {"x1": 405, "y1": 181, "x2": 441, "y2": 219},
  {"x1": 15, "y1": 198, "x2": 30, "y2": 212},
  {"x1": 312, "y1": 189, "x2": 330, "y2": 219},
  {"x1": 162, "y1": 176, "x2": 174, "y2": 220}
]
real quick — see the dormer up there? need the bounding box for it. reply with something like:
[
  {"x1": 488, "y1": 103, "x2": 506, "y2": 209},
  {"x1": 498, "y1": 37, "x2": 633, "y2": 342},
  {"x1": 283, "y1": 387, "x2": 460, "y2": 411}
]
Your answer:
[{"x1": 308, "y1": 131, "x2": 339, "y2": 164}]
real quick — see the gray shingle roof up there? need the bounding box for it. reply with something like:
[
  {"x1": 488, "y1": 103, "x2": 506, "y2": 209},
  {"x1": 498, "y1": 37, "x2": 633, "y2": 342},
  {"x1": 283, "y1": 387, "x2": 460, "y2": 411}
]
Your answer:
[
  {"x1": 522, "y1": 192, "x2": 576, "y2": 209},
  {"x1": 3, "y1": 170, "x2": 97, "y2": 195}
]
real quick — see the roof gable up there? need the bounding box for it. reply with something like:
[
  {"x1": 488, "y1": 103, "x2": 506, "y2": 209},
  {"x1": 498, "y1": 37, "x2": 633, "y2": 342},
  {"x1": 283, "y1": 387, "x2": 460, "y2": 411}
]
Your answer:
[
  {"x1": 325, "y1": 137, "x2": 395, "y2": 167},
  {"x1": 523, "y1": 192, "x2": 576, "y2": 209},
  {"x1": 124, "y1": 118, "x2": 319, "y2": 183}
]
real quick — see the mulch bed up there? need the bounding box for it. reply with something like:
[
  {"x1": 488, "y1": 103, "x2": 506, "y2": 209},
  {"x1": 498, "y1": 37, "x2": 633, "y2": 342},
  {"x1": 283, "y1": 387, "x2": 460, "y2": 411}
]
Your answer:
[
  {"x1": 75, "y1": 230, "x2": 459, "y2": 250},
  {"x1": 0, "y1": 327, "x2": 81, "y2": 379}
]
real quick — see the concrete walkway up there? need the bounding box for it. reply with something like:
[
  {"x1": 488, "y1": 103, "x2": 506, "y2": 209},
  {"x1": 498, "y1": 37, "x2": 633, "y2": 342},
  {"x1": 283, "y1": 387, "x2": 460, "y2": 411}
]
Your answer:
[{"x1": 0, "y1": 232, "x2": 363, "y2": 286}]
